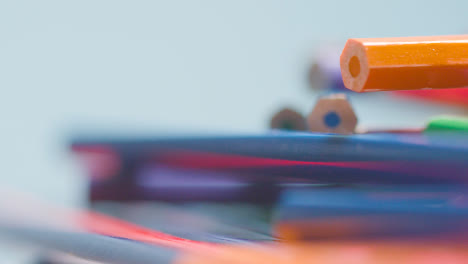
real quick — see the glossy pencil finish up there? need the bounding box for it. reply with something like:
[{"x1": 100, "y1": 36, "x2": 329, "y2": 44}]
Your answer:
[
  {"x1": 2, "y1": 227, "x2": 176, "y2": 264},
  {"x1": 0, "y1": 191, "x2": 183, "y2": 264},
  {"x1": 5, "y1": 191, "x2": 468, "y2": 264},
  {"x1": 340, "y1": 35, "x2": 468, "y2": 92},
  {"x1": 393, "y1": 88, "x2": 468, "y2": 107},
  {"x1": 71, "y1": 132, "x2": 468, "y2": 163},
  {"x1": 274, "y1": 187, "x2": 468, "y2": 240},
  {"x1": 71, "y1": 132, "x2": 468, "y2": 192},
  {"x1": 176, "y1": 241, "x2": 468, "y2": 264},
  {"x1": 425, "y1": 115, "x2": 468, "y2": 132}
]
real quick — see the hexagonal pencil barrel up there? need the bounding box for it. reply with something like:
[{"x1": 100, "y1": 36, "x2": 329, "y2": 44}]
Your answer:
[
  {"x1": 340, "y1": 35, "x2": 468, "y2": 92},
  {"x1": 270, "y1": 108, "x2": 307, "y2": 131},
  {"x1": 307, "y1": 94, "x2": 357, "y2": 134}
]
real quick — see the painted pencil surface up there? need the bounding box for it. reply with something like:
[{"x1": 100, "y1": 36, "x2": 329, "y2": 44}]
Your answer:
[
  {"x1": 274, "y1": 186, "x2": 468, "y2": 240},
  {"x1": 0, "y1": 188, "x2": 210, "y2": 263},
  {"x1": 72, "y1": 132, "x2": 468, "y2": 189},
  {"x1": 176, "y1": 241, "x2": 468, "y2": 264},
  {"x1": 340, "y1": 35, "x2": 468, "y2": 92}
]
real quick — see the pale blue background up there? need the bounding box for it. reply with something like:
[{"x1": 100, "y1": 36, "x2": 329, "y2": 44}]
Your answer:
[{"x1": 0, "y1": 1, "x2": 467, "y2": 262}]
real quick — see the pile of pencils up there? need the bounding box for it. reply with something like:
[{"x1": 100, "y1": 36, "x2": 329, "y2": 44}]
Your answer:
[{"x1": 1, "y1": 34, "x2": 468, "y2": 264}]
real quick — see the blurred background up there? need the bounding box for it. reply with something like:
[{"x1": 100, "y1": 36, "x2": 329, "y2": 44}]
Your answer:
[{"x1": 0, "y1": 1, "x2": 467, "y2": 262}]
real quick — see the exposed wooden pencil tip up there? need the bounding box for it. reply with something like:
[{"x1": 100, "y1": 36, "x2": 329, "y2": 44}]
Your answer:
[
  {"x1": 340, "y1": 39, "x2": 369, "y2": 92},
  {"x1": 307, "y1": 94, "x2": 357, "y2": 134},
  {"x1": 270, "y1": 108, "x2": 307, "y2": 131}
]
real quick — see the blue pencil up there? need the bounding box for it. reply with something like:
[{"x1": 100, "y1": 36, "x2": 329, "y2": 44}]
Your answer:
[
  {"x1": 274, "y1": 185, "x2": 468, "y2": 240},
  {"x1": 71, "y1": 132, "x2": 468, "y2": 187}
]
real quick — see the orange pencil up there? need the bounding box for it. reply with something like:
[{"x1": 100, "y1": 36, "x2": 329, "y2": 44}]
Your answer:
[
  {"x1": 175, "y1": 241, "x2": 468, "y2": 264},
  {"x1": 340, "y1": 35, "x2": 468, "y2": 92}
]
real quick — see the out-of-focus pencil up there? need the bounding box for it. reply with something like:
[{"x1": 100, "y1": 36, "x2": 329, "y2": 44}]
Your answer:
[
  {"x1": 175, "y1": 241, "x2": 468, "y2": 264},
  {"x1": 273, "y1": 187, "x2": 468, "y2": 240},
  {"x1": 270, "y1": 108, "x2": 307, "y2": 131}
]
